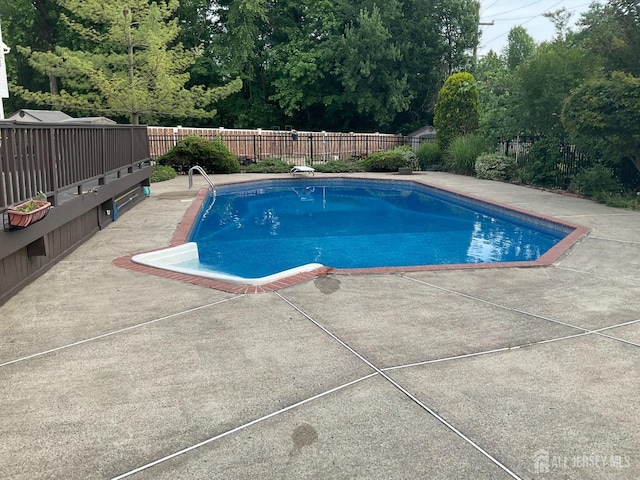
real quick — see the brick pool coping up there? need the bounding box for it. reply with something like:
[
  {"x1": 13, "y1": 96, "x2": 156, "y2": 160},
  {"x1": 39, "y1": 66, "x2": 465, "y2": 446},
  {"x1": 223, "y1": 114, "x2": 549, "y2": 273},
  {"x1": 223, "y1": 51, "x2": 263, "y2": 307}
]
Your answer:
[{"x1": 113, "y1": 176, "x2": 591, "y2": 294}]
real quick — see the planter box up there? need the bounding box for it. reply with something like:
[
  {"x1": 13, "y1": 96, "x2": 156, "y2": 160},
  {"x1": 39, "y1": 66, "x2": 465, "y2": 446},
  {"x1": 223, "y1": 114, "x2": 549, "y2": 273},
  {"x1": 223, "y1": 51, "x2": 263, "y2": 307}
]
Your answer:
[
  {"x1": 5, "y1": 200, "x2": 51, "y2": 229},
  {"x1": 398, "y1": 167, "x2": 413, "y2": 175}
]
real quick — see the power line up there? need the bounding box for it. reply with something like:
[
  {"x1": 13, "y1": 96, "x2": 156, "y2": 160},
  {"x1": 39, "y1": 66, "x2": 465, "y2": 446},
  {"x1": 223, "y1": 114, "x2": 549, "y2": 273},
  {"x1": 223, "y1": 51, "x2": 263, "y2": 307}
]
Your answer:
[
  {"x1": 486, "y1": 0, "x2": 547, "y2": 19},
  {"x1": 483, "y1": 1, "x2": 593, "y2": 21},
  {"x1": 488, "y1": 3, "x2": 592, "y2": 21},
  {"x1": 480, "y1": 0, "x2": 501, "y2": 15},
  {"x1": 481, "y1": 0, "x2": 573, "y2": 49}
]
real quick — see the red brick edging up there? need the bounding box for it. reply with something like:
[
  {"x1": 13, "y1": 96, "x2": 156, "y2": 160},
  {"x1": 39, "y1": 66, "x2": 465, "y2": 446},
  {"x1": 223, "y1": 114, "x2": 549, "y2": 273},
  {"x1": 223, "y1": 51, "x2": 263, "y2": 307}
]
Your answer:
[{"x1": 113, "y1": 179, "x2": 590, "y2": 293}]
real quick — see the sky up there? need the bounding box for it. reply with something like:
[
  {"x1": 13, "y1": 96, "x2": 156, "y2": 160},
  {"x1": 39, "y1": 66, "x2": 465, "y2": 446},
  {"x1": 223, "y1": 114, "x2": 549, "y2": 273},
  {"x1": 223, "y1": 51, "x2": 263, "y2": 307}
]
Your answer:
[{"x1": 477, "y1": 0, "x2": 597, "y2": 56}]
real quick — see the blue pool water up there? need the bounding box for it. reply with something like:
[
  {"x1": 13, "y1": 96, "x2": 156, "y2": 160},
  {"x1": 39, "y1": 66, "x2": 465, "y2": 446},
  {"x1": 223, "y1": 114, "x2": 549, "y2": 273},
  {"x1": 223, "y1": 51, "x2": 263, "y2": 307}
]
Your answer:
[{"x1": 181, "y1": 179, "x2": 568, "y2": 279}]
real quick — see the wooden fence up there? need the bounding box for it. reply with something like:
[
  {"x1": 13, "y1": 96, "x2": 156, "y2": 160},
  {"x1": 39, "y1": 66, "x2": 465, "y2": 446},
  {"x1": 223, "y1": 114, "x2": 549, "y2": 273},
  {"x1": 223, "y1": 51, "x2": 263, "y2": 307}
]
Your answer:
[
  {"x1": 147, "y1": 126, "x2": 406, "y2": 165},
  {"x1": 146, "y1": 126, "x2": 640, "y2": 190}
]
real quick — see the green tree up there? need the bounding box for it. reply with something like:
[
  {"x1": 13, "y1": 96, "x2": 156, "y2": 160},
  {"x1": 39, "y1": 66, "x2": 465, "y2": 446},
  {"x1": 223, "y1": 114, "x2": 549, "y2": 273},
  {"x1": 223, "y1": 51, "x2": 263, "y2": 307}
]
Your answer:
[
  {"x1": 206, "y1": 0, "x2": 281, "y2": 128},
  {"x1": 436, "y1": 0, "x2": 480, "y2": 75},
  {"x1": 267, "y1": 0, "x2": 340, "y2": 126},
  {"x1": 211, "y1": 0, "x2": 325, "y2": 129},
  {"x1": 562, "y1": 72, "x2": 640, "y2": 173},
  {"x1": 174, "y1": 0, "x2": 216, "y2": 50},
  {"x1": 577, "y1": 0, "x2": 640, "y2": 76},
  {"x1": 332, "y1": 5, "x2": 411, "y2": 127},
  {"x1": 0, "y1": 0, "x2": 74, "y2": 112},
  {"x1": 3, "y1": 0, "x2": 492, "y2": 132},
  {"x1": 11, "y1": 0, "x2": 241, "y2": 124},
  {"x1": 392, "y1": 0, "x2": 443, "y2": 132},
  {"x1": 475, "y1": 50, "x2": 518, "y2": 141},
  {"x1": 433, "y1": 71, "x2": 479, "y2": 150},
  {"x1": 543, "y1": 7, "x2": 575, "y2": 41},
  {"x1": 504, "y1": 26, "x2": 536, "y2": 70},
  {"x1": 209, "y1": 0, "x2": 481, "y2": 132},
  {"x1": 511, "y1": 40, "x2": 599, "y2": 135},
  {"x1": 219, "y1": 0, "x2": 267, "y2": 79}
]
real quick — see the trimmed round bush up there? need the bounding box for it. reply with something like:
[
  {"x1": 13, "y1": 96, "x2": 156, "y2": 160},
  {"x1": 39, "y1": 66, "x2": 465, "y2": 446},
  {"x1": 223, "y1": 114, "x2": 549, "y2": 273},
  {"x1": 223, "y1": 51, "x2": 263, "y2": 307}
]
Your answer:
[
  {"x1": 360, "y1": 148, "x2": 408, "y2": 172},
  {"x1": 416, "y1": 141, "x2": 444, "y2": 170},
  {"x1": 157, "y1": 135, "x2": 240, "y2": 174},
  {"x1": 210, "y1": 136, "x2": 241, "y2": 173},
  {"x1": 475, "y1": 153, "x2": 517, "y2": 181},
  {"x1": 150, "y1": 164, "x2": 176, "y2": 183}
]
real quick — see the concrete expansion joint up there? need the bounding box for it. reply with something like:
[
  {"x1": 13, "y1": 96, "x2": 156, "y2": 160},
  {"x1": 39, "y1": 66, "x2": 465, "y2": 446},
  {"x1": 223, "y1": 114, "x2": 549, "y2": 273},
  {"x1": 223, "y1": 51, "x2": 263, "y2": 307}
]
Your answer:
[
  {"x1": 275, "y1": 291, "x2": 524, "y2": 480},
  {"x1": 397, "y1": 274, "x2": 640, "y2": 349},
  {"x1": 110, "y1": 372, "x2": 379, "y2": 479},
  {"x1": 555, "y1": 265, "x2": 640, "y2": 284},
  {"x1": 0, "y1": 296, "x2": 244, "y2": 368},
  {"x1": 588, "y1": 235, "x2": 640, "y2": 246}
]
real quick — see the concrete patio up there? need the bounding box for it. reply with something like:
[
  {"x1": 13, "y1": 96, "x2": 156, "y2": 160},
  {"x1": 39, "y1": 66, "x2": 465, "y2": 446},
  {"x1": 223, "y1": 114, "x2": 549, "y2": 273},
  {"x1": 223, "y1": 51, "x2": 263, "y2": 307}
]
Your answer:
[{"x1": 1, "y1": 172, "x2": 638, "y2": 479}]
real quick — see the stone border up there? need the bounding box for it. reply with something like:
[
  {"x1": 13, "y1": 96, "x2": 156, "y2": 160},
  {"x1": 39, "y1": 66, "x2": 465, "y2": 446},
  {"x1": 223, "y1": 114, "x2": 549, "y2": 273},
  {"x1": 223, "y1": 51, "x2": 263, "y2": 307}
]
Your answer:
[{"x1": 113, "y1": 176, "x2": 590, "y2": 293}]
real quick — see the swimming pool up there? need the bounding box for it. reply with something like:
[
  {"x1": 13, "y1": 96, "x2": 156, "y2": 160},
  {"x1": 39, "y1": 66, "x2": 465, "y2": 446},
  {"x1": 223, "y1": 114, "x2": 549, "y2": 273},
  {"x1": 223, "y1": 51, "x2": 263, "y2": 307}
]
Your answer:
[{"x1": 132, "y1": 178, "x2": 580, "y2": 285}]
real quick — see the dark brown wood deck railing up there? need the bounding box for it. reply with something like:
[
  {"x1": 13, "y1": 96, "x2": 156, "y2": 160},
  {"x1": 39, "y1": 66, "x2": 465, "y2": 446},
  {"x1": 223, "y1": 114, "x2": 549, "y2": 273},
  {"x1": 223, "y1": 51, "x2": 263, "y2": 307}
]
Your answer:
[
  {"x1": 1, "y1": 123, "x2": 151, "y2": 306},
  {"x1": 1, "y1": 124, "x2": 150, "y2": 212}
]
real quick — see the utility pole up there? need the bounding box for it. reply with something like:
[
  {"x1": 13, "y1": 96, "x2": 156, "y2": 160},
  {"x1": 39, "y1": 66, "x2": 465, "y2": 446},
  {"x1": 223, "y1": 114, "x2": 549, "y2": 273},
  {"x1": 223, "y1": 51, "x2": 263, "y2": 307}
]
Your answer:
[
  {"x1": 473, "y1": 1, "x2": 494, "y2": 67},
  {"x1": 0, "y1": 20, "x2": 10, "y2": 120},
  {"x1": 474, "y1": 21, "x2": 495, "y2": 66}
]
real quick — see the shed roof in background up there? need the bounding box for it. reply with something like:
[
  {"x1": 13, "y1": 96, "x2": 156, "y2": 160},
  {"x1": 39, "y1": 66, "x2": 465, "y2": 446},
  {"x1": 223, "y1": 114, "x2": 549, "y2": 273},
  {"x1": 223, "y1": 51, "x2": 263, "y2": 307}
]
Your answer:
[
  {"x1": 6, "y1": 109, "x2": 117, "y2": 125},
  {"x1": 8, "y1": 109, "x2": 73, "y2": 123}
]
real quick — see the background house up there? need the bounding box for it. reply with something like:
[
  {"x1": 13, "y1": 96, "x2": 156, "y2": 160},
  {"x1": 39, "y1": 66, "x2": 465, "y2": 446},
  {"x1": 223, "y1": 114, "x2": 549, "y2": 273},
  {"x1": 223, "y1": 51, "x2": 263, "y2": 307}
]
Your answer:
[{"x1": 406, "y1": 125, "x2": 436, "y2": 148}]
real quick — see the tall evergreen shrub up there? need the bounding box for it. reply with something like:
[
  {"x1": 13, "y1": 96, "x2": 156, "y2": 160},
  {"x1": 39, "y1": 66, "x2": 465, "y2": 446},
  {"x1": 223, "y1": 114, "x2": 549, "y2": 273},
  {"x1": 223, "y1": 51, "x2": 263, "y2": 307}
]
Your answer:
[{"x1": 433, "y1": 72, "x2": 480, "y2": 151}]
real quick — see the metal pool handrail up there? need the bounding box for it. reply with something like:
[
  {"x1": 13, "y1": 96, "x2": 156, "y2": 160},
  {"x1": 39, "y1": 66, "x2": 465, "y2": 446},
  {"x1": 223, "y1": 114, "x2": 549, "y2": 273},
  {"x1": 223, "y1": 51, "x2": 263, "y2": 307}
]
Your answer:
[{"x1": 188, "y1": 166, "x2": 217, "y2": 203}]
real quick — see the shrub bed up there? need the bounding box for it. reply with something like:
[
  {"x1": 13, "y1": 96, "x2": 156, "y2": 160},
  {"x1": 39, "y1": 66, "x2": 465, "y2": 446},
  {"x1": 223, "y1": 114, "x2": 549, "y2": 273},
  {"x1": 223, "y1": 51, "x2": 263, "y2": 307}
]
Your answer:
[
  {"x1": 314, "y1": 158, "x2": 364, "y2": 173},
  {"x1": 570, "y1": 164, "x2": 622, "y2": 197},
  {"x1": 245, "y1": 158, "x2": 292, "y2": 173}
]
